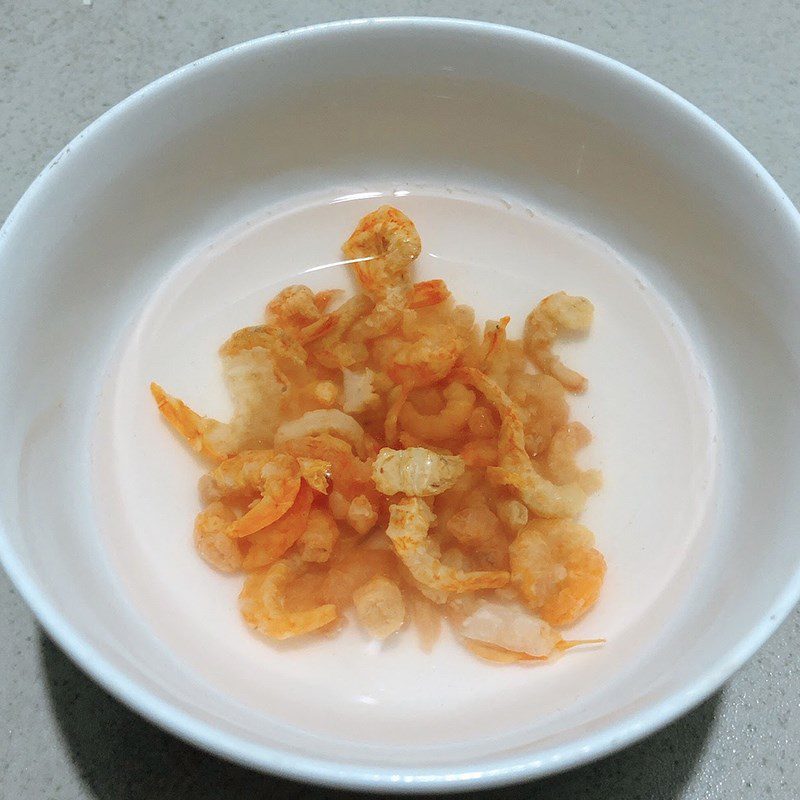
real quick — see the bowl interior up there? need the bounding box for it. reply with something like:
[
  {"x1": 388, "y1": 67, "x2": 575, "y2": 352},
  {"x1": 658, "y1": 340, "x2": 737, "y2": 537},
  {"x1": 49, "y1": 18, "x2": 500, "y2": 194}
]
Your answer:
[
  {"x1": 2, "y1": 18, "x2": 800, "y2": 789},
  {"x1": 93, "y1": 185, "x2": 715, "y2": 749}
]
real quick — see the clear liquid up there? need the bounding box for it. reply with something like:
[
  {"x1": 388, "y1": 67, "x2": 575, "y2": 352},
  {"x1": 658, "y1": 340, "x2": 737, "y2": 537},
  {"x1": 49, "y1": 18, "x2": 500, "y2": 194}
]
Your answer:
[{"x1": 93, "y1": 185, "x2": 716, "y2": 742}]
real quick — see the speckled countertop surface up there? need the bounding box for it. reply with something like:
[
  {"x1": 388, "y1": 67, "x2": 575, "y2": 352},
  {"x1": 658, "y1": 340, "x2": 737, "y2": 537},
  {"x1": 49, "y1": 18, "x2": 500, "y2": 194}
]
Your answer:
[{"x1": 2, "y1": 2, "x2": 800, "y2": 798}]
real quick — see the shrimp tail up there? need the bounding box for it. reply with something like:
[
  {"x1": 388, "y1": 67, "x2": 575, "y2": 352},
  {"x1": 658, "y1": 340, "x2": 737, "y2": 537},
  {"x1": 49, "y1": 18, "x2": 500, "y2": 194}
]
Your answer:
[{"x1": 150, "y1": 382, "x2": 231, "y2": 462}]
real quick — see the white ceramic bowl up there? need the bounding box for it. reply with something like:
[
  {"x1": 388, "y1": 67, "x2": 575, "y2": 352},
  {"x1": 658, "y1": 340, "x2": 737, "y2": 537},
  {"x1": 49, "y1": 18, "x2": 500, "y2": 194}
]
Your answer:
[{"x1": 2, "y1": 17, "x2": 800, "y2": 792}]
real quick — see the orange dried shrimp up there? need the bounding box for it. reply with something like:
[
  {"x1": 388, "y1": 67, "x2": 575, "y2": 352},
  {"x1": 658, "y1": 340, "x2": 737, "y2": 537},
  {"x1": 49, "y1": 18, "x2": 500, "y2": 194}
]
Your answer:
[{"x1": 152, "y1": 205, "x2": 605, "y2": 663}]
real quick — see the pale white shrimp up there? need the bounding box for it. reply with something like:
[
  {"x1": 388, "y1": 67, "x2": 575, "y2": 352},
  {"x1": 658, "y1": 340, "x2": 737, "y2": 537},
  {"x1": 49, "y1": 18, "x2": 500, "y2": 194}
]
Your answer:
[
  {"x1": 273, "y1": 409, "x2": 366, "y2": 457},
  {"x1": 204, "y1": 450, "x2": 301, "y2": 538},
  {"x1": 352, "y1": 576, "x2": 406, "y2": 639},
  {"x1": 386, "y1": 497, "x2": 509, "y2": 594},
  {"x1": 151, "y1": 324, "x2": 300, "y2": 459},
  {"x1": 346, "y1": 494, "x2": 379, "y2": 536},
  {"x1": 239, "y1": 556, "x2": 337, "y2": 639},
  {"x1": 342, "y1": 205, "x2": 421, "y2": 337},
  {"x1": 459, "y1": 600, "x2": 561, "y2": 657},
  {"x1": 458, "y1": 368, "x2": 586, "y2": 518},
  {"x1": 524, "y1": 292, "x2": 593, "y2": 392},
  {"x1": 221, "y1": 345, "x2": 288, "y2": 449},
  {"x1": 373, "y1": 447, "x2": 465, "y2": 497},
  {"x1": 150, "y1": 347, "x2": 286, "y2": 461},
  {"x1": 193, "y1": 502, "x2": 242, "y2": 572},
  {"x1": 341, "y1": 367, "x2": 379, "y2": 414}
]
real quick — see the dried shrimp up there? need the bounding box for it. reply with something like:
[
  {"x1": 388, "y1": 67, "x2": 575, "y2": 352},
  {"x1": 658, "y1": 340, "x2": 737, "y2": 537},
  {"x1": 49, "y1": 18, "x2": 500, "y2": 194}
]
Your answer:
[{"x1": 152, "y1": 206, "x2": 604, "y2": 662}]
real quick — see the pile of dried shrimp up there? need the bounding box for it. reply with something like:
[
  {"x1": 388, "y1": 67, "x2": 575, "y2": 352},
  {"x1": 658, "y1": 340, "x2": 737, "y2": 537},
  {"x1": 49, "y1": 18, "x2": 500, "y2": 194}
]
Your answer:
[{"x1": 151, "y1": 205, "x2": 605, "y2": 664}]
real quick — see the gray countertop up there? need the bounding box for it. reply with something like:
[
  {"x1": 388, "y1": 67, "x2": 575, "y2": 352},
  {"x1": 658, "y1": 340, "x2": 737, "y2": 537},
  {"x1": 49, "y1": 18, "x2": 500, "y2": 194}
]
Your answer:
[{"x1": 2, "y1": 2, "x2": 799, "y2": 798}]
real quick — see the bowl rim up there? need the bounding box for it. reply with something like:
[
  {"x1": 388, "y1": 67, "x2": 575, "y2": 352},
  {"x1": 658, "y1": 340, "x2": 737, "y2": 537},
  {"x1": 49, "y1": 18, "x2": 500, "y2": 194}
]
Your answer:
[{"x1": 2, "y1": 15, "x2": 800, "y2": 792}]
